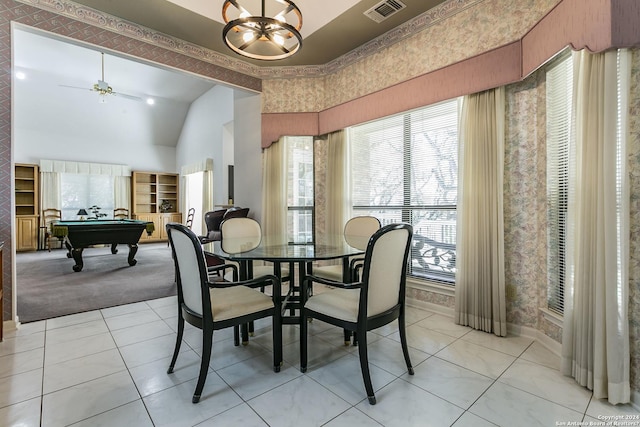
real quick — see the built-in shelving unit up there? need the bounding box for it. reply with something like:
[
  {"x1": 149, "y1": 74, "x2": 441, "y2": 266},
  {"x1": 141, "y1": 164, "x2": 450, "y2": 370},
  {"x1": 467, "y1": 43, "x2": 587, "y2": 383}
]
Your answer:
[
  {"x1": 15, "y1": 164, "x2": 39, "y2": 251},
  {"x1": 131, "y1": 171, "x2": 181, "y2": 241}
]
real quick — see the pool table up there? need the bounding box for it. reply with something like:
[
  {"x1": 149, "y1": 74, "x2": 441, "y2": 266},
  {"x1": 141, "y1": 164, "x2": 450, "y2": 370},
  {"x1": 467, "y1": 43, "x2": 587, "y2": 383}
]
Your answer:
[{"x1": 51, "y1": 219, "x2": 155, "y2": 272}]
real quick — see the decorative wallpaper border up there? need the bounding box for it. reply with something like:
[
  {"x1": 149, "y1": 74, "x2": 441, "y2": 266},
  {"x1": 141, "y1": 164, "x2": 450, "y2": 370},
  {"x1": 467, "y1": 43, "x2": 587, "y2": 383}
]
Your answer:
[{"x1": 17, "y1": 0, "x2": 483, "y2": 79}]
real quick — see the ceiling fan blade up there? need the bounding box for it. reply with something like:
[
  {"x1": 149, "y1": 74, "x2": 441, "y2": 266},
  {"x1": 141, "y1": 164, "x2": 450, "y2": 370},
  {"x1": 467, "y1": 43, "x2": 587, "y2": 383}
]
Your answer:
[
  {"x1": 59, "y1": 54, "x2": 144, "y2": 102},
  {"x1": 113, "y1": 91, "x2": 143, "y2": 102},
  {"x1": 59, "y1": 84, "x2": 93, "y2": 92}
]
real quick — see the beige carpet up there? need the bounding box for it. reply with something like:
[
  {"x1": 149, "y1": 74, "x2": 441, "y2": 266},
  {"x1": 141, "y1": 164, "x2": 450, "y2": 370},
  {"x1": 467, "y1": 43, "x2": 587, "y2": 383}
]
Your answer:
[{"x1": 16, "y1": 242, "x2": 177, "y2": 323}]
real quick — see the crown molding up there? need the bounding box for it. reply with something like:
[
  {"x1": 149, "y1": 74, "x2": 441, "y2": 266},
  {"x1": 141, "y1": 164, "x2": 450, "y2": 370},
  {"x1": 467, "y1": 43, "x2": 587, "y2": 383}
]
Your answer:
[{"x1": 17, "y1": 0, "x2": 482, "y2": 80}]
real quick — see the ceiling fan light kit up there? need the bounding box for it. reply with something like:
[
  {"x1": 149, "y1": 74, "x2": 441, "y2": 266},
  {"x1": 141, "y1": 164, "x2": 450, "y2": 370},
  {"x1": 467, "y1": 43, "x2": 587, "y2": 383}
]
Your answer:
[
  {"x1": 222, "y1": 0, "x2": 303, "y2": 61},
  {"x1": 60, "y1": 52, "x2": 144, "y2": 104}
]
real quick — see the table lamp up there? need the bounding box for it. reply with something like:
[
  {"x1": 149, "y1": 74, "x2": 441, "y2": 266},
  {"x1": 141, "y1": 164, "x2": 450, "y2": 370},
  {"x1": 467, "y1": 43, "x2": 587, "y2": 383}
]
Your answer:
[{"x1": 77, "y1": 209, "x2": 88, "y2": 220}]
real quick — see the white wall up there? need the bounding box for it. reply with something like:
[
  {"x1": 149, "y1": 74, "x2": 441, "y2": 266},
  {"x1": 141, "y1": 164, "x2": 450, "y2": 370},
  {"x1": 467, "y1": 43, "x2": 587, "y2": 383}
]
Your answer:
[
  {"x1": 175, "y1": 85, "x2": 235, "y2": 207},
  {"x1": 14, "y1": 128, "x2": 177, "y2": 171},
  {"x1": 233, "y1": 92, "x2": 262, "y2": 221}
]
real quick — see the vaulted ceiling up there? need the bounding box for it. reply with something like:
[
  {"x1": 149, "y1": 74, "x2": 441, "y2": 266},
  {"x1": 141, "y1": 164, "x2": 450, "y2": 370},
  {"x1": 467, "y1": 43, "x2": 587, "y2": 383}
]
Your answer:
[{"x1": 12, "y1": 0, "x2": 449, "y2": 149}]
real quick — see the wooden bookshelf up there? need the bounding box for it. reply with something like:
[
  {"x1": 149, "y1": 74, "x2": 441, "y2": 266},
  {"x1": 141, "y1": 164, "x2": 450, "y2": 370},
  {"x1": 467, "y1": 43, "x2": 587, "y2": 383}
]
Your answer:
[
  {"x1": 131, "y1": 171, "x2": 181, "y2": 241},
  {"x1": 15, "y1": 164, "x2": 39, "y2": 251}
]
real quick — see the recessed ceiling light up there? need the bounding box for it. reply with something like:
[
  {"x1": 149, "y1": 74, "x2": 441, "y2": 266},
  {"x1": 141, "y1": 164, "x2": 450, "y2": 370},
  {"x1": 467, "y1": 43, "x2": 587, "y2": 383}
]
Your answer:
[
  {"x1": 146, "y1": 98, "x2": 155, "y2": 105},
  {"x1": 15, "y1": 71, "x2": 26, "y2": 80}
]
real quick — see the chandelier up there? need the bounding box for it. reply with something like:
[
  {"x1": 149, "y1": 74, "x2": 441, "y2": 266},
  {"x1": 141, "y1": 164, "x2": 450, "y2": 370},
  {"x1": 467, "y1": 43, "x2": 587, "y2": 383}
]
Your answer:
[{"x1": 222, "y1": 0, "x2": 303, "y2": 61}]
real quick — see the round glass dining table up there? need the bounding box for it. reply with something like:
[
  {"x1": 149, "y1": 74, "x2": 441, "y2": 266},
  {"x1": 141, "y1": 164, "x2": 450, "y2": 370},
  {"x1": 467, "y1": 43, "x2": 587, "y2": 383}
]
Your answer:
[{"x1": 202, "y1": 235, "x2": 366, "y2": 325}]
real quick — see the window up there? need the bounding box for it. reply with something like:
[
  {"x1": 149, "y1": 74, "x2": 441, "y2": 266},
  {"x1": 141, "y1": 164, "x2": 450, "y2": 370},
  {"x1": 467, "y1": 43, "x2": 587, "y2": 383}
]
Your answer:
[
  {"x1": 546, "y1": 52, "x2": 573, "y2": 314},
  {"x1": 349, "y1": 99, "x2": 460, "y2": 282},
  {"x1": 60, "y1": 173, "x2": 114, "y2": 220},
  {"x1": 286, "y1": 136, "x2": 314, "y2": 244},
  {"x1": 546, "y1": 50, "x2": 628, "y2": 315}
]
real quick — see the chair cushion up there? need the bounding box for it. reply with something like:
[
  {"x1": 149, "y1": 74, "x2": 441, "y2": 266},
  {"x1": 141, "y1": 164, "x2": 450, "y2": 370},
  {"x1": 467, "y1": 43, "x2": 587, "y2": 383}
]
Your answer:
[
  {"x1": 252, "y1": 265, "x2": 290, "y2": 278},
  {"x1": 305, "y1": 287, "x2": 360, "y2": 323},
  {"x1": 210, "y1": 286, "x2": 273, "y2": 322},
  {"x1": 312, "y1": 265, "x2": 343, "y2": 282}
]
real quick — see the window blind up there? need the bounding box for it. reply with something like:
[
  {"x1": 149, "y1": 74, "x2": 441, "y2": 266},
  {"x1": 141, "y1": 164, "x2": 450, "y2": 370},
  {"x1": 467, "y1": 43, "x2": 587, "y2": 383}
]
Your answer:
[
  {"x1": 349, "y1": 99, "x2": 459, "y2": 282},
  {"x1": 546, "y1": 52, "x2": 573, "y2": 314}
]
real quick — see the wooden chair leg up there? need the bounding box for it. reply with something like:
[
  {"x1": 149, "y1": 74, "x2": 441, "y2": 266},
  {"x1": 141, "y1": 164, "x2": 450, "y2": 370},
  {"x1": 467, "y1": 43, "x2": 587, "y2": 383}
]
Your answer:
[
  {"x1": 357, "y1": 330, "x2": 376, "y2": 405},
  {"x1": 233, "y1": 325, "x2": 240, "y2": 346},
  {"x1": 167, "y1": 314, "x2": 184, "y2": 374},
  {"x1": 343, "y1": 329, "x2": 351, "y2": 346},
  {"x1": 241, "y1": 323, "x2": 249, "y2": 345},
  {"x1": 398, "y1": 310, "x2": 414, "y2": 375},
  {"x1": 300, "y1": 311, "x2": 308, "y2": 373},
  {"x1": 272, "y1": 312, "x2": 282, "y2": 372},
  {"x1": 193, "y1": 327, "x2": 213, "y2": 403}
]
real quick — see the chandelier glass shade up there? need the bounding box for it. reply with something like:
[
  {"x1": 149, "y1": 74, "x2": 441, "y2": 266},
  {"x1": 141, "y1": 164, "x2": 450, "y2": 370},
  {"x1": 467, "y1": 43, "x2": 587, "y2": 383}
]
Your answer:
[{"x1": 222, "y1": 0, "x2": 303, "y2": 61}]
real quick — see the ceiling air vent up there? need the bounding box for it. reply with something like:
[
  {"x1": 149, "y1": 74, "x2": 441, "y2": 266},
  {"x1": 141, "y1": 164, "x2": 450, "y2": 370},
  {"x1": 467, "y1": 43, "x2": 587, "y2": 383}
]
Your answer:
[{"x1": 364, "y1": 0, "x2": 407, "y2": 23}]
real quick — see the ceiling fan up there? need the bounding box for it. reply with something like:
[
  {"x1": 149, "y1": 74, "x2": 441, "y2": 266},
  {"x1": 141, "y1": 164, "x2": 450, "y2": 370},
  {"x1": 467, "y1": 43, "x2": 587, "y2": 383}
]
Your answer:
[{"x1": 60, "y1": 52, "x2": 143, "y2": 103}]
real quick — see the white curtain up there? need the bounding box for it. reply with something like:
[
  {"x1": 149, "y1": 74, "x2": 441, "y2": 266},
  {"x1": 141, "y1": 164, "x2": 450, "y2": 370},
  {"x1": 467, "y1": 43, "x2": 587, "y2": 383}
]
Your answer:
[
  {"x1": 324, "y1": 130, "x2": 350, "y2": 247},
  {"x1": 40, "y1": 172, "x2": 61, "y2": 215},
  {"x1": 114, "y1": 176, "x2": 131, "y2": 212},
  {"x1": 261, "y1": 138, "x2": 287, "y2": 244},
  {"x1": 202, "y1": 170, "x2": 214, "y2": 231},
  {"x1": 561, "y1": 49, "x2": 630, "y2": 405},
  {"x1": 181, "y1": 159, "x2": 214, "y2": 235},
  {"x1": 455, "y1": 86, "x2": 507, "y2": 337},
  {"x1": 40, "y1": 159, "x2": 130, "y2": 219}
]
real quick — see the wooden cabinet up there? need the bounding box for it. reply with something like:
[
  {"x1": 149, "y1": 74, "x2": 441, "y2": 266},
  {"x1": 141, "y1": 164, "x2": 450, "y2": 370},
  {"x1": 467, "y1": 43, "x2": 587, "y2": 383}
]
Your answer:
[
  {"x1": 15, "y1": 164, "x2": 39, "y2": 251},
  {"x1": 132, "y1": 171, "x2": 181, "y2": 242},
  {"x1": 16, "y1": 216, "x2": 38, "y2": 251},
  {"x1": 133, "y1": 213, "x2": 182, "y2": 242}
]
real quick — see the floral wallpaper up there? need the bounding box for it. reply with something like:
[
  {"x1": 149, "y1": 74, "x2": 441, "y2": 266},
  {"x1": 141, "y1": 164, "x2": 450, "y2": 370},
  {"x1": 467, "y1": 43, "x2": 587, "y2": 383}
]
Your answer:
[
  {"x1": 503, "y1": 72, "x2": 548, "y2": 329},
  {"x1": 628, "y1": 48, "x2": 640, "y2": 394},
  {"x1": 262, "y1": 0, "x2": 560, "y2": 114}
]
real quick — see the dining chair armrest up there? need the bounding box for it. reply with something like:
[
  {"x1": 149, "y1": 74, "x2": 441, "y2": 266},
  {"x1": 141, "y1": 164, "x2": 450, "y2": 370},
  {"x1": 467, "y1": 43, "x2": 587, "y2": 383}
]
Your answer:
[
  {"x1": 303, "y1": 274, "x2": 363, "y2": 289},
  {"x1": 208, "y1": 274, "x2": 281, "y2": 300},
  {"x1": 207, "y1": 263, "x2": 238, "y2": 281},
  {"x1": 349, "y1": 257, "x2": 365, "y2": 282},
  {"x1": 348, "y1": 256, "x2": 364, "y2": 270}
]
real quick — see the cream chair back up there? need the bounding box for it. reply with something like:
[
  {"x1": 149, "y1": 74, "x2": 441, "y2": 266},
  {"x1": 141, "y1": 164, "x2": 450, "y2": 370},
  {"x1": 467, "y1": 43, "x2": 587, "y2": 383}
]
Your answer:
[
  {"x1": 344, "y1": 216, "x2": 381, "y2": 250},
  {"x1": 363, "y1": 224, "x2": 412, "y2": 318},
  {"x1": 167, "y1": 224, "x2": 208, "y2": 317},
  {"x1": 220, "y1": 217, "x2": 262, "y2": 253},
  {"x1": 113, "y1": 208, "x2": 129, "y2": 219}
]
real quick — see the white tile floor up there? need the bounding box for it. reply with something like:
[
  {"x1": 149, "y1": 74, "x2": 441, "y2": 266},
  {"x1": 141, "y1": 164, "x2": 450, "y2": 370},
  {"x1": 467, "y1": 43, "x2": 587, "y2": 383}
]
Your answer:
[{"x1": 1, "y1": 297, "x2": 638, "y2": 427}]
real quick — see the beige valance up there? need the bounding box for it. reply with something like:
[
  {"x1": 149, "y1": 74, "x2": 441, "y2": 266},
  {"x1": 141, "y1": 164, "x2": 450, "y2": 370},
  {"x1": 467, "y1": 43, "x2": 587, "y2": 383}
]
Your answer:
[
  {"x1": 181, "y1": 158, "x2": 214, "y2": 175},
  {"x1": 39, "y1": 160, "x2": 131, "y2": 176}
]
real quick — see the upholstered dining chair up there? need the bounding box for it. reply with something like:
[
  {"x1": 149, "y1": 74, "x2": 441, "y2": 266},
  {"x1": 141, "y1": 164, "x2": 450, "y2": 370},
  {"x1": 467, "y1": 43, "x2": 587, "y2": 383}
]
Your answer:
[
  {"x1": 220, "y1": 217, "x2": 292, "y2": 342},
  {"x1": 42, "y1": 208, "x2": 62, "y2": 251},
  {"x1": 300, "y1": 223, "x2": 414, "y2": 405},
  {"x1": 220, "y1": 217, "x2": 291, "y2": 284},
  {"x1": 165, "y1": 222, "x2": 282, "y2": 403},
  {"x1": 201, "y1": 209, "x2": 226, "y2": 243},
  {"x1": 311, "y1": 216, "x2": 381, "y2": 346},
  {"x1": 312, "y1": 215, "x2": 381, "y2": 282},
  {"x1": 113, "y1": 208, "x2": 129, "y2": 219},
  {"x1": 201, "y1": 207, "x2": 250, "y2": 243}
]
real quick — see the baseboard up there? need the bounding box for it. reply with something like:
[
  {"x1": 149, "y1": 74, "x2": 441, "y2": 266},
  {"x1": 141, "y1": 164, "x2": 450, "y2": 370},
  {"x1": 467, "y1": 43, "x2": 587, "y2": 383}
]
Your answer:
[
  {"x1": 407, "y1": 298, "x2": 454, "y2": 317},
  {"x1": 2, "y1": 319, "x2": 20, "y2": 338}
]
